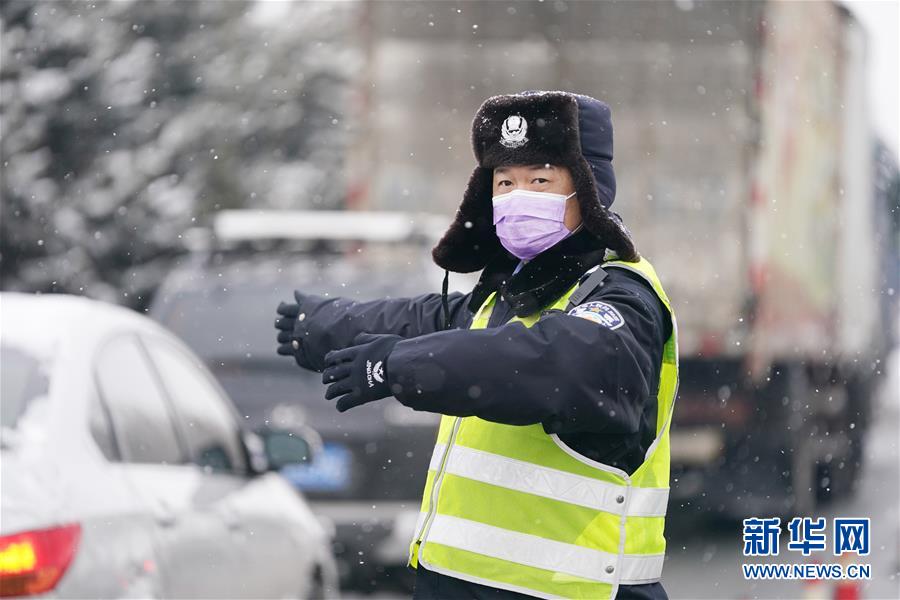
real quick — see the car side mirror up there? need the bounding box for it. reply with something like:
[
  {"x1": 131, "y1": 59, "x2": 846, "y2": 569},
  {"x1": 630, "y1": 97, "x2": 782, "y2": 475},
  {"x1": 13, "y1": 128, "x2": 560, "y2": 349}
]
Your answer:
[{"x1": 257, "y1": 425, "x2": 323, "y2": 472}]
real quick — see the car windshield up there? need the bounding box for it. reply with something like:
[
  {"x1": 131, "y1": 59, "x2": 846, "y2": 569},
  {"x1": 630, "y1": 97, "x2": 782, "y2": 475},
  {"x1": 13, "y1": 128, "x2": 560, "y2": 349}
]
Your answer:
[{"x1": 1, "y1": 343, "x2": 51, "y2": 432}]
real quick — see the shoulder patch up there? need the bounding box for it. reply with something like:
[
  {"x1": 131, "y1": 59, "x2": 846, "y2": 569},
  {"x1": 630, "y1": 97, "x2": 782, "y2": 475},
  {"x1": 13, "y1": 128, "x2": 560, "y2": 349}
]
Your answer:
[{"x1": 567, "y1": 301, "x2": 625, "y2": 330}]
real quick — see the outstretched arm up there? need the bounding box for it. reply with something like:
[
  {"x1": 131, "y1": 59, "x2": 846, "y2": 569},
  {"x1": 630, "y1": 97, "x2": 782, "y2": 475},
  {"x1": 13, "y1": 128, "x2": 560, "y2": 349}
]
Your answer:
[
  {"x1": 276, "y1": 290, "x2": 471, "y2": 372},
  {"x1": 385, "y1": 281, "x2": 668, "y2": 435}
]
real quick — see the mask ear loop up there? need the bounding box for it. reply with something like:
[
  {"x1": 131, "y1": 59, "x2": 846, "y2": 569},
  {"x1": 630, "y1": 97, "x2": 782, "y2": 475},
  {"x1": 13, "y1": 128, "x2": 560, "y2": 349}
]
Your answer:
[
  {"x1": 565, "y1": 193, "x2": 582, "y2": 236},
  {"x1": 441, "y1": 269, "x2": 451, "y2": 330}
]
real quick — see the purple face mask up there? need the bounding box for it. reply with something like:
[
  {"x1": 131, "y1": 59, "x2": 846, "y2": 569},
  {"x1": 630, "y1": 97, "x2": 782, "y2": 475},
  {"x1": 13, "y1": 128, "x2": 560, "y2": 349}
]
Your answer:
[{"x1": 492, "y1": 189, "x2": 576, "y2": 260}]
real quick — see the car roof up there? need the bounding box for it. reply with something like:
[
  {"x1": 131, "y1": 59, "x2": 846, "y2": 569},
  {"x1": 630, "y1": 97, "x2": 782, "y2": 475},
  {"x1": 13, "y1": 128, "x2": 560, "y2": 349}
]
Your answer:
[
  {"x1": 1, "y1": 291, "x2": 240, "y2": 438},
  {"x1": 1, "y1": 292, "x2": 165, "y2": 350},
  {"x1": 0, "y1": 293, "x2": 156, "y2": 464}
]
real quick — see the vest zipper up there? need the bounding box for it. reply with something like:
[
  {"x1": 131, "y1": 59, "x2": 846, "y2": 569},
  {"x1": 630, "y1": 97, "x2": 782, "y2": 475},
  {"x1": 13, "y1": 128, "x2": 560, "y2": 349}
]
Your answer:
[{"x1": 413, "y1": 415, "x2": 463, "y2": 555}]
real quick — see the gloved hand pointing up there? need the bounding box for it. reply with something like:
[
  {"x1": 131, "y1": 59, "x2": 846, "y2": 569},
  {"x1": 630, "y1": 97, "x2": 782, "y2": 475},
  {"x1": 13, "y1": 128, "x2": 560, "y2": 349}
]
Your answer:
[
  {"x1": 275, "y1": 291, "x2": 317, "y2": 371},
  {"x1": 322, "y1": 333, "x2": 402, "y2": 412}
]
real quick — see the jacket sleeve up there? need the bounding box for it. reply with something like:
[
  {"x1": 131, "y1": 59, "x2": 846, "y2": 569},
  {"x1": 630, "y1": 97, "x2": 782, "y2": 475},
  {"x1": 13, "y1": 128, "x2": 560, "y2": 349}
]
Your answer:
[
  {"x1": 294, "y1": 291, "x2": 472, "y2": 371},
  {"x1": 385, "y1": 280, "x2": 668, "y2": 435}
]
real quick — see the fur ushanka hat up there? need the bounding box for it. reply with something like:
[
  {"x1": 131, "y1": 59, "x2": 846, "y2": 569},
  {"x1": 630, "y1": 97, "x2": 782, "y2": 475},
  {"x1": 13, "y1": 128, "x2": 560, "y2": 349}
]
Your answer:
[{"x1": 432, "y1": 90, "x2": 639, "y2": 273}]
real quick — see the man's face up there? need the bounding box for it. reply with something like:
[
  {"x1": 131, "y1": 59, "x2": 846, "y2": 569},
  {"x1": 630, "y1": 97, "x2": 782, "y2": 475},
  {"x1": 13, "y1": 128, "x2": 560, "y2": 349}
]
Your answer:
[{"x1": 492, "y1": 164, "x2": 582, "y2": 231}]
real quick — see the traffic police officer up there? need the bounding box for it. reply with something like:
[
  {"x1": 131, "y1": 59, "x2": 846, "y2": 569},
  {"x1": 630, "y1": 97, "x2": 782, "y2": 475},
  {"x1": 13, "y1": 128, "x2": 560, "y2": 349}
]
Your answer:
[{"x1": 276, "y1": 91, "x2": 678, "y2": 599}]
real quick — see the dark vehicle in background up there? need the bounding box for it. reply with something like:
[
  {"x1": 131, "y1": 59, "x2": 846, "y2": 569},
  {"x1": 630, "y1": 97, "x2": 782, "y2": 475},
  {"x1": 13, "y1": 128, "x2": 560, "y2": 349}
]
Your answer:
[
  {"x1": 0, "y1": 292, "x2": 337, "y2": 599},
  {"x1": 150, "y1": 210, "x2": 464, "y2": 591}
]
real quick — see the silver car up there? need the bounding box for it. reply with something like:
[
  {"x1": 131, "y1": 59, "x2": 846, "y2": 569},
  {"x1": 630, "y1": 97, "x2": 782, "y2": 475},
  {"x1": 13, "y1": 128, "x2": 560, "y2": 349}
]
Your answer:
[{"x1": 0, "y1": 292, "x2": 338, "y2": 599}]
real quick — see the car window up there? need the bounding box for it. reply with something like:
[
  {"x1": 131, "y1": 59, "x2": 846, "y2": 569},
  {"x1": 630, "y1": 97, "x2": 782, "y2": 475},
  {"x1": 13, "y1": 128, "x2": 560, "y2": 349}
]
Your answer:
[
  {"x1": 143, "y1": 337, "x2": 247, "y2": 474},
  {"x1": 94, "y1": 335, "x2": 184, "y2": 465},
  {"x1": 88, "y1": 392, "x2": 119, "y2": 461},
  {"x1": 0, "y1": 344, "x2": 50, "y2": 431}
]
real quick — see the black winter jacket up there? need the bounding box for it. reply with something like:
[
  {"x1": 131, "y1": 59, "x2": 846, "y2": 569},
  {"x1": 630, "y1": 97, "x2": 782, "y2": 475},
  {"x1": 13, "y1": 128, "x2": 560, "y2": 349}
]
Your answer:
[{"x1": 290, "y1": 228, "x2": 672, "y2": 598}]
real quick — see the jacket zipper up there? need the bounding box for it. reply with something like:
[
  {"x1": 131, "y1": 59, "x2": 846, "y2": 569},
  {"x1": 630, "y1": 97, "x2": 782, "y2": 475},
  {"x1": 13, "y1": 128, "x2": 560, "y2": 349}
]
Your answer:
[{"x1": 413, "y1": 415, "x2": 463, "y2": 555}]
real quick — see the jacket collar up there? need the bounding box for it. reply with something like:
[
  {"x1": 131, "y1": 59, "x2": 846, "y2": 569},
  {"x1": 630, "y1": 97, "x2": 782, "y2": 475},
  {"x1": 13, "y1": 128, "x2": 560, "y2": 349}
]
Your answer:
[{"x1": 467, "y1": 227, "x2": 607, "y2": 317}]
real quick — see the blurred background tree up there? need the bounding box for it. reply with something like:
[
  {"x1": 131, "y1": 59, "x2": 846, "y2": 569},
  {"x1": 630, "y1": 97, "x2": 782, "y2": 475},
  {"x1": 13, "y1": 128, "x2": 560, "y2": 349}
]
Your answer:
[{"x1": 0, "y1": 0, "x2": 357, "y2": 307}]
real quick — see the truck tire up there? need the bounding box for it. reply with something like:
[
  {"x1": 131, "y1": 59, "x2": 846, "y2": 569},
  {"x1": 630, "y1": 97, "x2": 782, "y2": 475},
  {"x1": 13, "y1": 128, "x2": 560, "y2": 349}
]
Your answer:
[
  {"x1": 838, "y1": 373, "x2": 872, "y2": 494},
  {"x1": 790, "y1": 421, "x2": 819, "y2": 517},
  {"x1": 773, "y1": 363, "x2": 819, "y2": 518},
  {"x1": 818, "y1": 370, "x2": 873, "y2": 503}
]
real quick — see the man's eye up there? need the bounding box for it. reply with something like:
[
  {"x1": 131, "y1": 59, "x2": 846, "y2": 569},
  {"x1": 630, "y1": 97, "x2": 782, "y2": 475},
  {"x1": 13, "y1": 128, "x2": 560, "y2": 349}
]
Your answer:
[
  {"x1": 498, "y1": 180, "x2": 512, "y2": 186},
  {"x1": 532, "y1": 178, "x2": 549, "y2": 184}
]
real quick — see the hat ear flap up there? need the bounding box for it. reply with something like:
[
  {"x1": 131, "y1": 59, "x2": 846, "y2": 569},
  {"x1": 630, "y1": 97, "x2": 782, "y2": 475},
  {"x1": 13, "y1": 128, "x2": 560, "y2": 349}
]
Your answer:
[
  {"x1": 595, "y1": 209, "x2": 640, "y2": 262},
  {"x1": 569, "y1": 156, "x2": 639, "y2": 262},
  {"x1": 432, "y1": 166, "x2": 501, "y2": 273}
]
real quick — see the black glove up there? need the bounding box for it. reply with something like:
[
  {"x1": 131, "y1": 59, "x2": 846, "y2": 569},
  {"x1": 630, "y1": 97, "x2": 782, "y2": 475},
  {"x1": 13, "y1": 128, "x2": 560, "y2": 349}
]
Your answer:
[
  {"x1": 275, "y1": 291, "x2": 316, "y2": 371},
  {"x1": 322, "y1": 333, "x2": 402, "y2": 412}
]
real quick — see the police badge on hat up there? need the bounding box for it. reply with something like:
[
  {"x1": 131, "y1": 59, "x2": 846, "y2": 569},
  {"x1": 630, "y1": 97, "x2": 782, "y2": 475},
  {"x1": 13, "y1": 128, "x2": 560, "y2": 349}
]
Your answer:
[{"x1": 500, "y1": 115, "x2": 528, "y2": 148}]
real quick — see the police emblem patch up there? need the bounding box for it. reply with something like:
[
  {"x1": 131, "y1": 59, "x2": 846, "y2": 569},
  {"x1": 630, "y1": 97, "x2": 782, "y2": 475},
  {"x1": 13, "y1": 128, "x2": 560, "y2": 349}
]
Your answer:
[
  {"x1": 567, "y1": 301, "x2": 625, "y2": 330},
  {"x1": 500, "y1": 115, "x2": 528, "y2": 148}
]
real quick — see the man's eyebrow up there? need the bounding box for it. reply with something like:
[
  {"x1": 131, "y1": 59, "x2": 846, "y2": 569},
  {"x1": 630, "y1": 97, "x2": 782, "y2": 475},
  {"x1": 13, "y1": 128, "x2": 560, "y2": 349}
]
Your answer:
[{"x1": 495, "y1": 164, "x2": 555, "y2": 174}]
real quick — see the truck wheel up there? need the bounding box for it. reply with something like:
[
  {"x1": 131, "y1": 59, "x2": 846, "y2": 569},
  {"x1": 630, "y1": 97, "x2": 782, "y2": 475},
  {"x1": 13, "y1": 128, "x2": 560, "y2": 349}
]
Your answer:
[
  {"x1": 820, "y1": 372, "x2": 871, "y2": 502},
  {"x1": 780, "y1": 364, "x2": 818, "y2": 518},
  {"x1": 816, "y1": 425, "x2": 863, "y2": 504},
  {"x1": 844, "y1": 373, "x2": 872, "y2": 489},
  {"x1": 789, "y1": 422, "x2": 818, "y2": 517}
]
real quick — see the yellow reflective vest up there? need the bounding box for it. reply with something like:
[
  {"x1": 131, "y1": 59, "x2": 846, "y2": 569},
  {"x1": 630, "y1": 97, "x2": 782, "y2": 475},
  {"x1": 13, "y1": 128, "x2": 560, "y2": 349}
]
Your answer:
[{"x1": 408, "y1": 256, "x2": 679, "y2": 599}]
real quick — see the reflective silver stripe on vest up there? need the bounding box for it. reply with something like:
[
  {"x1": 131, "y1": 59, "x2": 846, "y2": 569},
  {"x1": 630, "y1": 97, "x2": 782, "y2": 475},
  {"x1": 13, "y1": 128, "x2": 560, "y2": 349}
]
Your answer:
[
  {"x1": 424, "y1": 513, "x2": 665, "y2": 585},
  {"x1": 427, "y1": 443, "x2": 669, "y2": 518}
]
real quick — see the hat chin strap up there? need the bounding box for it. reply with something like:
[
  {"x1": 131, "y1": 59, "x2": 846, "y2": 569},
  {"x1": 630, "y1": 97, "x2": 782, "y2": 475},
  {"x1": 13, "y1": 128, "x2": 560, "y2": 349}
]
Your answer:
[{"x1": 441, "y1": 269, "x2": 451, "y2": 331}]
